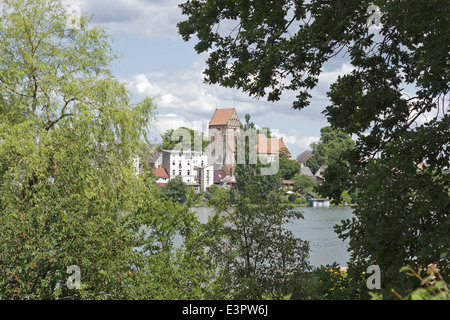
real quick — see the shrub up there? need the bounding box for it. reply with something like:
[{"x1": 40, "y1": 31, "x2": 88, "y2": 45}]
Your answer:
[
  {"x1": 295, "y1": 197, "x2": 307, "y2": 205},
  {"x1": 288, "y1": 193, "x2": 297, "y2": 203}
]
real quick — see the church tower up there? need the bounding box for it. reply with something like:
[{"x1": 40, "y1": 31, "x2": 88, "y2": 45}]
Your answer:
[{"x1": 208, "y1": 108, "x2": 241, "y2": 169}]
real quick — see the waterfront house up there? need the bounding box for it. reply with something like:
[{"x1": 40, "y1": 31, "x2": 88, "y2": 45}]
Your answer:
[{"x1": 153, "y1": 168, "x2": 169, "y2": 186}]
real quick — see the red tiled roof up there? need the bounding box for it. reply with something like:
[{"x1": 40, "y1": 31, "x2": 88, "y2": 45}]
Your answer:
[
  {"x1": 214, "y1": 170, "x2": 227, "y2": 183},
  {"x1": 256, "y1": 134, "x2": 291, "y2": 157},
  {"x1": 153, "y1": 168, "x2": 169, "y2": 178},
  {"x1": 209, "y1": 108, "x2": 236, "y2": 126}
]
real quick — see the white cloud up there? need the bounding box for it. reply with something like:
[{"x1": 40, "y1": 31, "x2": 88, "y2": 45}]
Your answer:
[
  {"x1": 68, "y1": 0, "x2": 353, "y2": 157},
  {"x1": 278, "y1": 132, "x2": 319, "y2": 157},
  {"x1": 122, "y1": 56, "x2": 274, "y2": 120},
  {"x1": 318, "y1": 63, "x2": 355, "y2": 89},
  {"x1": 77, "y1": 0, "x2": 183, "y2": 38}
]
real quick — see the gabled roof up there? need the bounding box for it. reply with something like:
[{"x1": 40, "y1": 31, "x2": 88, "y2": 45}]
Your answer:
[
  {"x1": 209, "y1": 108, "x2": 238, "y2": 126},
  {"x1": 256, "y1": 134, "x2": 291, "y2": 157},
  {"x1": 153, "y1": 168, "x2": 169, "y2": 178},
  {"x1": 300, "y1": 166, "x2": 314, "y2": 177},
  {"x1": 222, "y1": 175, "x2": 236, "y2": 184},
  {"x1": 315, "y1": 165, "x2": 328, "y2": 177},
  {"x1": 147, "y1": 152, "x2": 162, "y2": 164},
  {"x1": 214, "y1": 170, "x2": 227, "y2": 183},
  {"x1": 296, "y1": 150, "x2": 313, "y2": 163}
]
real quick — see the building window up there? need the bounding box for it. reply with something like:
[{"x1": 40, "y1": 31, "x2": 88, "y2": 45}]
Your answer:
[
  {"x1": 172, "y1": 170, "x2": 175, "y2": 176},
  {"x1": 179, "y1": 170, "x2": 182, "y2": 176},
  {"x1": 187, "y1": 170, "x2": 190, "y2": 176},
  {"x1": 172, "y1": 160, "x2": 175, "y2": 165},
  {"x1": 201, "y1": 160, "x2": 204, "y2": 166}
]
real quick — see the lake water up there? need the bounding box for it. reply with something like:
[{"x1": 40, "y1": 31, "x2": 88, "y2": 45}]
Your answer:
[{"x1": 193, "y1": 206, "x2": 354, "y2": 268}]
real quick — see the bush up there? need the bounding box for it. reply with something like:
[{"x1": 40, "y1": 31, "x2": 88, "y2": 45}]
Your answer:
[
  {"x1": 370, "y1": 265, "x2": 450, "y2": 300},
  {"x1": 295, "y1": 197, "x2": 308, "y2": 205},
  {"x1": 288, "y1": 193, "x2": 297, "y2": 203},
  {"x1": 204, "y1": 191, "x2": 212, "y2": 200},
  {"x1": 312, "y1": 264, "x2": 362, "y2": 300}
]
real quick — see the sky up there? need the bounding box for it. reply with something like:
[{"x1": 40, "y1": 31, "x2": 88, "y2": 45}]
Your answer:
[{"x1": 66, "y1": 0, "x2": 355, "y2": 159}]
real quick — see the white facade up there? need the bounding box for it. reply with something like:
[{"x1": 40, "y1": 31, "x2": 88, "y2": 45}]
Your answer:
[
  {"x1": 197, "y1": 165, "x2": 214, "y2": 192},
  {"x1": 161, "y1": 150, "x2": 210, "y2": 186}
]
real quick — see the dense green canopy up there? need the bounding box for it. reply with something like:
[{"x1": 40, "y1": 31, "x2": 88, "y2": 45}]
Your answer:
[{"x1": 178, "y1": 0, "x2": 450, "y2": 298}]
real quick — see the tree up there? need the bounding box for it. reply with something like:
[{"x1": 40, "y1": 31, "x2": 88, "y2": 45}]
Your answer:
[
  {"x1": 159, "y1": 127, "x2": 209, "y2": 151},
  {"x1": 292, "y1": 174, "x2": 315, "y2": 194},
  {"x1": 306, "y1": 126, "x2": 355, "y2": 174},
  {"x1": 279, "y1": 154, "x2": 301, "y2": 181},
  {"x1": 178, "y1": 0, "x2": 450, "y2": 299},
  {"x1": 161, "y1": 176, "x2": 189, "y2": 203},
  {"x1": 0, "y1": 0, "x2": 212, "y2": 299},
  {"x1": 234, "y1": 114, "x2": 281, "y2": 199},
  {"x1": 205, "y1": 187, "x2": 311, "y2": 299},
  {"x1": 208, "y1": 184, "x2": 231, "y2": 207}
]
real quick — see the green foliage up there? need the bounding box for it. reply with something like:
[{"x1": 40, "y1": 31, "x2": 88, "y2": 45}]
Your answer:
[
  {"x1": 208, "y1": 184, "x2": 231, "y2": 207},
  {"x1": 234, "y1": 115, "x2": 282, "y2": 199},
  {"x1": 178, "y1": 0, "x2": 450, "y2": 299},
  {"x1": 340, "y1": 191, "x2": 352, "y2": 204},
  {"x1": 295, "y1": 197, "x2": 307, "y2": 205},
  {"x1": 161, "y1": 176, "x2": 188, "y2": 203},
  {"x1": 313, "y1": 264, "x2": 362, "y2": 300},
  {"x1": 288, "y1": 193, "x2": 297, "y2": 203},
  {"x1": 370, "y1": 265, "x2": 450, "y2": 300},
  {"x1": 292, "y1": 174, "x2": 315, "y2": 194},
  {"x1": 0, "y1": 0, "x2": 213, "y2": 300},
  {"x1": 306, "y1": 126, "x2": 355, "y2": 175},
  {"x1": 279, "y1": 195, "x2": 290, "y2": 204},
  {"x1": 395, "y1": 265, "x2": 450, "y2": 300},
  {"x1": 129, "y1": 193, "x2": 215, "y2": 299},
  {"x1": 333, "y1": 121, "x2": 450, "y2": 298},
  {"x1": 205, "y1": 188, "x2": 311, "y2": 299},
  {"x1": 278, "y1": 155, "x2": 301, "y2": 180},
  {"x1": 159, "y1": 127, "x2": 208, "y2": 152}
]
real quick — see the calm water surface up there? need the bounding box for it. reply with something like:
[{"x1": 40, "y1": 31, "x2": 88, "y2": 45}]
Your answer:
[{"x1": 194, "y1": 206, "x2": 354, "y2": 268}]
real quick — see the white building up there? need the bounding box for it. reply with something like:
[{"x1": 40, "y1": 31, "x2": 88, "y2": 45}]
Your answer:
[
  {"x1": 197, "y1": 165, "x2": 214, "y2": 192},
  {"x1": 153, "y1": 168, "x2": 169, "y2": 186},
  {"x1": 161, "y1": 149, "x2": 210, "y2": 188}
]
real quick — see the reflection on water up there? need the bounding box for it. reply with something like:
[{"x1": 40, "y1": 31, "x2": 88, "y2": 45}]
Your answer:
[{"x1": 193, "y1": 205, "x2": 354, "y2": 268}]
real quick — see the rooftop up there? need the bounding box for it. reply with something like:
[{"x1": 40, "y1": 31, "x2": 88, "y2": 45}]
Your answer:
[
  {"x1": 153, "y1": 168, "x2": 169, "y2": 178},
  {"x1": 209, "y1": 108, "x2": 238, "y2": 126},
  {"x1": 256, "y1": 134, "x2": 290, "y2": 157},
  {"x1": 296, "y1": 150, "x2": 313, "y2": 163},
  {"x1": 214, "y1": 169, "x2": 227, "y2": 183}
]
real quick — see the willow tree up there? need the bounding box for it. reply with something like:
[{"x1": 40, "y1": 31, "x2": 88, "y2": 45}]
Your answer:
[
  {"x1": 0, "y1": 0, "x2": 212, "y2": 299},
  {"x1": 178, "y1": 0, "x2": 449, "y2": 298}
]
